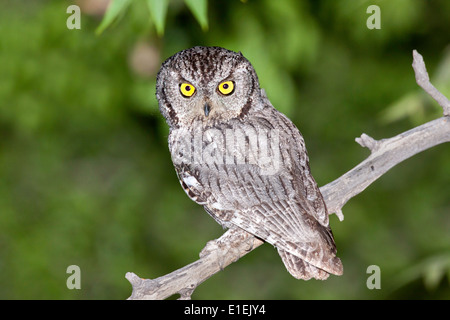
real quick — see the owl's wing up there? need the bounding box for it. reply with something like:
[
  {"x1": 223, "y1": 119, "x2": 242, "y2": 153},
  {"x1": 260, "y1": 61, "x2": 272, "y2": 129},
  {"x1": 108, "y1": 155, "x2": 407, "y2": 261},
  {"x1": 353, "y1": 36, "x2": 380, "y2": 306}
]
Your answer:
[
  {"x1": 172, "y1": 107, "x2": 342, "y2": 277},
  {"x1": 259, "y1": 89, "x2": 330, "y2": 229}
]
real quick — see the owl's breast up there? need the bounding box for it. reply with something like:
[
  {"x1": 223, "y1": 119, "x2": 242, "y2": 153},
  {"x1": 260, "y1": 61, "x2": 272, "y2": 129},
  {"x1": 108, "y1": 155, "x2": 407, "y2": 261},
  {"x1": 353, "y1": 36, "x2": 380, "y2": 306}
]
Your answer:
[{"x1": 169, "y1": 118, "x2": 295, "y2": 209}]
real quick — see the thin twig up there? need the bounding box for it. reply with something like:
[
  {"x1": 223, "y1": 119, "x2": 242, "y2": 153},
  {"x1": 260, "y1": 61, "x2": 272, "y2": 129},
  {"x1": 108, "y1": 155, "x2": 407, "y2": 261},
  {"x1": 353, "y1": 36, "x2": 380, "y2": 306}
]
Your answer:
[{"x1": 412, "y1": 50, "x2": 450, "y2": 116}]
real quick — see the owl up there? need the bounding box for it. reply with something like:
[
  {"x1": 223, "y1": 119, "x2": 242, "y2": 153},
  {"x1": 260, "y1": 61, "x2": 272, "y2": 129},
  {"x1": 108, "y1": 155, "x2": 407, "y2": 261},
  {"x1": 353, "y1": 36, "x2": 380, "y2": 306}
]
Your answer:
[{"x1": 156, "y1": 46, "x2": 343, "y2": 280}]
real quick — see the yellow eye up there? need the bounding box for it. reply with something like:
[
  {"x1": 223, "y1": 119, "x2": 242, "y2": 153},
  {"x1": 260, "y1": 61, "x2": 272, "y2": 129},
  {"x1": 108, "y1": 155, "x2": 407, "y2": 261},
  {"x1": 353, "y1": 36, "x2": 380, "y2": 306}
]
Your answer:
[
  {"x1": 180, "y1": 83, "x2": 196, "y2": 97},
  {"x1": 218, "y1": 80, "x2": 235, "y2": 95}
]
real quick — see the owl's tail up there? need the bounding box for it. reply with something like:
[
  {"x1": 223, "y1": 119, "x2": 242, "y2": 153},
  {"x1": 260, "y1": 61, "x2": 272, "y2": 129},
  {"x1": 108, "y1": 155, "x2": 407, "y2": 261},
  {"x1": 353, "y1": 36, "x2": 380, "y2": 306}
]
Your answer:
[
  {"x1": 277, "y1": 249, "x2": 343, "y2": 280},
  {"x1": 278, "y1": 249, "x2": 328, "y2": 280}
]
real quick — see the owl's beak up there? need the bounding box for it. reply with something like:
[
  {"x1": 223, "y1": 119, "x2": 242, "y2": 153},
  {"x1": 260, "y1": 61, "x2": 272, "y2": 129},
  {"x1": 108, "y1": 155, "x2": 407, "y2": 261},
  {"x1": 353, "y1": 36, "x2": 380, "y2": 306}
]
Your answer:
[{"x1": 204, "y1": 102, "x2": 211, "y2": 117}]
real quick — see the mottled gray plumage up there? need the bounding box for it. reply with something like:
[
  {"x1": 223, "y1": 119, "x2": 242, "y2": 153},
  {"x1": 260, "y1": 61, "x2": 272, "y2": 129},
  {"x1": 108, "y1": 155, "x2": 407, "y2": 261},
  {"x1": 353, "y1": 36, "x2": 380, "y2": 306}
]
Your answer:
[{"x1": 156, "y1": 46, "x2": 343, "y2": 280}]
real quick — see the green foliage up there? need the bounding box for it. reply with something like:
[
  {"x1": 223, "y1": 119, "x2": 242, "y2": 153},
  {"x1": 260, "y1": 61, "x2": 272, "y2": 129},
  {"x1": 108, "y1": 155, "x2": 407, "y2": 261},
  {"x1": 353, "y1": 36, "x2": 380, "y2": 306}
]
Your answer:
[
  {"x1": 96, "y1": 0, "x2": 209, "y2": 35},
  {"x1": 183, "y1": 0, "x2": 208, "y2": 31},
  {"x1": 0, "y1": 0, "x2": 449, "y2": 299},
  {"x1": 96, "y1": 0, "x2": 133, "y2": 35},
  {"x1": 392, "y1": 253, "x2": 450, "y2": 292},
  {"x1": 146, "y1": 0, "x2": 170, "y2": 35}
]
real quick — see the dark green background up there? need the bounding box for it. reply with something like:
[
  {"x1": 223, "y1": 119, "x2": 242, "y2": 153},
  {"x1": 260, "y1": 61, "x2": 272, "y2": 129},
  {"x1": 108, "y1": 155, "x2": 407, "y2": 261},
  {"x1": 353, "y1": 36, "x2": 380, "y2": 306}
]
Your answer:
[{"x1": 0, "y1": 0, "x2": 449, "y2": 299}]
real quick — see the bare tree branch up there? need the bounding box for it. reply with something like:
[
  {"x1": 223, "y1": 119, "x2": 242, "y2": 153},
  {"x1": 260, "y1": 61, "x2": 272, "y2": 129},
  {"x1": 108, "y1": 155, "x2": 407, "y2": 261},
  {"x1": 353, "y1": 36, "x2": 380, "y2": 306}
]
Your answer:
[
  {"x1": 321, "y1": 116, "x2": 450, "y2": 220},
  {"x1": 126, "y1": 228, "x2": 264, "y2": 300},
  {"x1": 412, "y1": 50, "x2": 450, "y2": 116},
  {"x1": 126, "y1": 50, "x2": 450, "y2": 300}
]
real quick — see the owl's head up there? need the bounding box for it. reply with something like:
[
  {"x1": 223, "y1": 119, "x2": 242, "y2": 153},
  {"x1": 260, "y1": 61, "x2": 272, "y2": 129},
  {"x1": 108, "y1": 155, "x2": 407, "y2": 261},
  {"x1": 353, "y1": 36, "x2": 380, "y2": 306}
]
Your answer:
[{"x1": 156, "y1": 46, "x2": 263, "y2": 128}]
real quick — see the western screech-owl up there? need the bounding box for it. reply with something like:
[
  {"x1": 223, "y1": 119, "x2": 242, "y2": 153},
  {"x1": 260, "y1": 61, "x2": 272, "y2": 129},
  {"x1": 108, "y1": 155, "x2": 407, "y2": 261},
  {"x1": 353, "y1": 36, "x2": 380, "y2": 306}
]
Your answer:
[{"x1": 156, "y1": 46, "x2": 343, "y2": 280}]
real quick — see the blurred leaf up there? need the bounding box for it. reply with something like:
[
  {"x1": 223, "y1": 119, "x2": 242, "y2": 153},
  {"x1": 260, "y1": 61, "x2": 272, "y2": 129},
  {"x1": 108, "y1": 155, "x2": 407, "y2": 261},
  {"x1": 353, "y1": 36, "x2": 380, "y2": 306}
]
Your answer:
[
  {"x1": 184, "y1": 0, "x2": 208, "y2": 31},
  {"x1": 96, "y1": 0, "x2": 133, "y2": 35},
  {"x1": 391, "y1": 253, "x2": 450, "y2": 292},
  {"x1": 380, "y1": 92, "x2": 424, "y2": 124},
  {"x1": 423, "y1": 258, "x2": 448, "y2": 291},
  {"x1": 146, "y1": 0, "x2": 169, "y2": 36}
]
